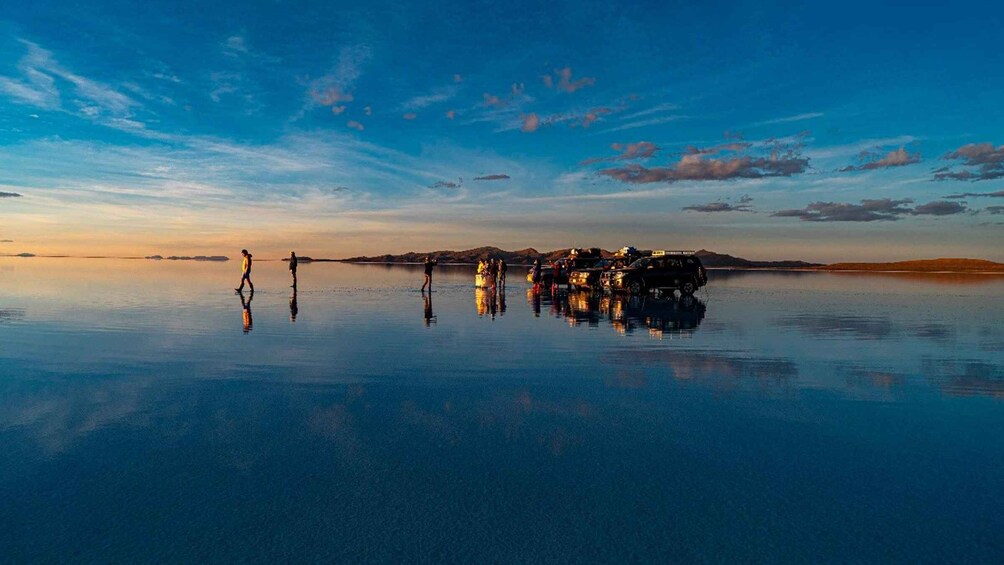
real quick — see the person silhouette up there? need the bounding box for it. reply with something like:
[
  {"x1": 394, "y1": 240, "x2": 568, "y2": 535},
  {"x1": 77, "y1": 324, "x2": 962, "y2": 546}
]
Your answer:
[
  {"x1": 289, "y1": 251, "x2": 298, "y2": 289},
  {"x1": 289, "y1": 289, "x2": 298, "y2": 322},
  {"x1": 239, "y1": 290, "x2": 254, "y2": 333},
  {"x1": 421, "y1": 256, "x2": 437, "y2": 292},
  {"x1": 235, "y1": 249, "x2": 254, "y2": 292}
]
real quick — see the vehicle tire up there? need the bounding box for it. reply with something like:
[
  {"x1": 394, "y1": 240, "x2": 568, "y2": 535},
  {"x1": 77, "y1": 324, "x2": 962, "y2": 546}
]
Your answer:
[
  {"x1": 628, "y1": 280, "x2": 644, "y2": 295},
  {"x1": 680, "y1": 280, "x2": 696, "y2": 295}
]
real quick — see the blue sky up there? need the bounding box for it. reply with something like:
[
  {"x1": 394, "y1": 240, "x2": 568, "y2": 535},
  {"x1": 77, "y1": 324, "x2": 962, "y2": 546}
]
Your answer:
[{"x1": 1, "y1": 0, "x2": 1002, "y2": 261}]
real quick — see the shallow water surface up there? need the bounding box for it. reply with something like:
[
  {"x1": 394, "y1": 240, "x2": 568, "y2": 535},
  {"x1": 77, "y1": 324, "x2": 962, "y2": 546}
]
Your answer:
[{"x1": 1, "y1": 259, "x2": 1002, "y2": 562}]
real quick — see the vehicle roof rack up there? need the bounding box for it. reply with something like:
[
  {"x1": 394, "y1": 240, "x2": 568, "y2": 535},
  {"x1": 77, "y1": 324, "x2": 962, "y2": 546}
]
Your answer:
[{"x1": 652, "y1": 250, "x2": 696, "y2": 256}]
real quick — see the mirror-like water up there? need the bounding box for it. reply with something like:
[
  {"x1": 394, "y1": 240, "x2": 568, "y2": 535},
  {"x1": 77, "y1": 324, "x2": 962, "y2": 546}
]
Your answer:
[{"x1": 1, "y1": 259, "x2": 1002, "y2": 562}]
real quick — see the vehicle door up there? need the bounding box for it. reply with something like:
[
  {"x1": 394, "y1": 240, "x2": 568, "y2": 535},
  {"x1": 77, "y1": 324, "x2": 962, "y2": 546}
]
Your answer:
[
  {"x1": 664, "y1": 259, "x2": 684, "y2": 288},
  {"x1": 645, "y1": 258, "x2": 666, "y2": 287}
]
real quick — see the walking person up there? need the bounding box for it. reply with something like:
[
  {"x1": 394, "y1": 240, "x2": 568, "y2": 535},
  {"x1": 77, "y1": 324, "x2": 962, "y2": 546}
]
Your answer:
[
  {"x1": 421, "y1": 256, "x2": 438, "y2": 292},
  {"x1": 531, "y1": 258, "x2": 542, "y2": 292},
  {"x1": 235, "y1": 249, "x2": 254, "y2": 292},
  {"x1": 499, "y1": 258, "x2": 507, "y2": 288},
  {"x1": 289, "y1": 251, "x2": 298, "y2": 288}
]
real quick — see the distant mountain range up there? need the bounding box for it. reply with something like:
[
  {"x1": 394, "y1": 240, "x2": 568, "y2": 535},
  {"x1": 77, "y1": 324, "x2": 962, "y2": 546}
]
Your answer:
[
  {"x1": 335, "y1": 246, "x2": 820, "y2": 268},
  {"x1": 145, "y1": 255, "x2": 230, "y2": 261},
  {"x1": 332, "y1": 247, "x2": 1004, "y2": 272}
]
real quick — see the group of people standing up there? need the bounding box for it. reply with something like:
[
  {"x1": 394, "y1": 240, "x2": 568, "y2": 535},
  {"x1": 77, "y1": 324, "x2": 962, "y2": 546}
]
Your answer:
[{"x1": 476, "y1": 257, "x2": 508, "y2": 289}]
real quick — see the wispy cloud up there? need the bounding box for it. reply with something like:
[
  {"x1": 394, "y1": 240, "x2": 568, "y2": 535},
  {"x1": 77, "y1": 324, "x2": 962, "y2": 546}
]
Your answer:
[
  {"x1": 754, "y1": 112, "x2": 824, "y2": 126},
  {"x1": 944, "y1": 190, "x2": 1004, "y2": 199},
  {"x1": 543, "y1": 67, "x2": 595, "y2": 93},
  {"x1": 682, "y1": 201, "x2": 753, "y2": 213},
  {"x1": 840, "y1": 147, "x2": 921, "y2": 171},
  {"x1": 599, "y1": 114, "x2": 687, "y2": 134},
  {"x1": 0, "y1": 192, "x2": 24, "y2": 198},
  {"x1": 399, "y1": 85, "x2": 458, "y2": 111},
  {"x1": 0, "y1": 40, "x2": 137, "y2": 117},
  {"x1": 581, "y1": 141, "x2": 659, "y2": 165},
  {"x1": 473, "y1": 174, "x2": 510, "y2": 181},
  {"x1": 618, "y1": 102, "x2": 679, "y2": 121},
  {"x1": 297, "y1": 44, "x2": 371, "y2": 120}
]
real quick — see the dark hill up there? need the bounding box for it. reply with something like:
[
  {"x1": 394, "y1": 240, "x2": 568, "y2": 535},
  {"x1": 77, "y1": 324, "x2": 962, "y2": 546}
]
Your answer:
[{"x1": 339, "y1": 246, "x2": 820, "y2": 268}]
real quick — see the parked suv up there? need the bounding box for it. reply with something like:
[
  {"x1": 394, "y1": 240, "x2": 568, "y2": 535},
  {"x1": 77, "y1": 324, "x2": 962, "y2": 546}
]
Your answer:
[
  {"x1": 568, "y1": 257, "x2": 633, "y2": 290},
  {"x1": 601, "y1": 251, "x2": 707, "y2": 295}
]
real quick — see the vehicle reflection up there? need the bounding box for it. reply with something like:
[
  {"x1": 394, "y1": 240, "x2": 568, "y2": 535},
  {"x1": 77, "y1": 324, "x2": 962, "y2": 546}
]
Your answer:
[{"x1": 527, "y1": 289, "x2": 706, "y2": 337}]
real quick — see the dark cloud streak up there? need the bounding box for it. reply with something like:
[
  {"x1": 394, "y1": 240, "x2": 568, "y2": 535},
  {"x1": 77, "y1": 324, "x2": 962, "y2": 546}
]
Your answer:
[{"x1": 773, "y1": 198, "x2": 968, "y2": 222}]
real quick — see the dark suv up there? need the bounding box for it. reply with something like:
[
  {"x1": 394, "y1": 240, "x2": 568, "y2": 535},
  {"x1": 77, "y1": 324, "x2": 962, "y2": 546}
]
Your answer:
[{"x1": 601, "y1": 252, "x2": 707, "y2": 295}]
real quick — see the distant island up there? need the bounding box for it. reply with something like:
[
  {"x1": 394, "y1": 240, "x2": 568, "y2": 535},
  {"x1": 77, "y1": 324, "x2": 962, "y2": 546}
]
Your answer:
[
  {"x1": 145, "y1": 255, "x2": 230, "y2": 262},
  {"x1": 331, "y1": 246, "x2": 1004, "y2": 273}
]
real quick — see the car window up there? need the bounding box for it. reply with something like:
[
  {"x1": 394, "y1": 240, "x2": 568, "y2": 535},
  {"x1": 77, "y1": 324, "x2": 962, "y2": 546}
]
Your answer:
[{"x1": 630, "y1": 258, "x2": 650, "y2": 268}]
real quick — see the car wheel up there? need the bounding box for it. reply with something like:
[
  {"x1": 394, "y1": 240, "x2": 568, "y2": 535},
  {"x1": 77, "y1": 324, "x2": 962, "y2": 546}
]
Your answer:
[
  {"x1": 680, "y1": 280, "x2": 696, "y2": 295},
  {"x1": 628, "y1": 280, "x2": 644, "y2": 295}
]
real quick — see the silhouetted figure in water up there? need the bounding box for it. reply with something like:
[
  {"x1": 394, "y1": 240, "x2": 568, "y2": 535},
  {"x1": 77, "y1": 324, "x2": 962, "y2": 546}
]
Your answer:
[
  {"x1": 499, "y1": 258, "x2": 507, "y2": 288},
  {"x1": 423, "y1": 291, "x2": 436, "y2": 326},
  {"x1": 289, "y1": 251, "x2": 298, "y2": 288},
  {"x1": 487, "y1": 258, "x2": 499, "y2": 289},
  {"x1": 531, "y1": 258, "x2": 542, "y2": 290},
  {"x1": 421, "y1": 256, "x2": 437, "y2": 292},
  {"x1": 239, "y1": 290, "x2": 254, "y2": 333},
  {"x1": 235, "y1": 249, "x2": 254, "y2": 292},
  {"x1": 289, "y1": 289, "x2": 298, "y2": 322}
]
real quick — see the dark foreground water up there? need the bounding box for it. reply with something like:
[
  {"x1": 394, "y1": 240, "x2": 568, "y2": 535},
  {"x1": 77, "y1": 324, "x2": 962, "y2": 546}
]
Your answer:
[{"x1": 1, "y1": 258, "x2": 1002, "y2": 563}]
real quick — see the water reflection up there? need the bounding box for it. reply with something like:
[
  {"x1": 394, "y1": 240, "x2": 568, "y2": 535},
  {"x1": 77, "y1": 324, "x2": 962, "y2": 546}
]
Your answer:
[
  {"x1": 423, "y1": 291, "x2": 436, "y2": 326},
  {"x1": 528, "y1": 289, "x2": 707, "y2": 338},
  {"x1": 475, "y1": 286, "x2": 506, "y2": 320},
  {"x1": 289, "y1": 289, "x2": 298, "y2": 322},
  {"x1": 239, "y1": 291, "x2": 253, "y2": 333}
]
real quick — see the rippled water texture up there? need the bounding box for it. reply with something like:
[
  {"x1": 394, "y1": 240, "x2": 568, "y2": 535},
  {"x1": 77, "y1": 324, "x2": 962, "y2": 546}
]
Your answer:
[{"x1": 1, "y1": 258, "x2": 1002, "y2": 562}]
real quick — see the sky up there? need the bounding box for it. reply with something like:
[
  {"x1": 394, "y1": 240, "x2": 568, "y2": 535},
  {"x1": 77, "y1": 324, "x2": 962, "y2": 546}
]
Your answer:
[{"x1": 1, "y1": 0, "x2": 1003, "y2": 262}]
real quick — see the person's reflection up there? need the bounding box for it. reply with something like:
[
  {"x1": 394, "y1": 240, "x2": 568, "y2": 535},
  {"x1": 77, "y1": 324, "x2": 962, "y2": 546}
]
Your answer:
[
  {"x1": 475, "y1": 287, "x2": 488, "y2": 317},
  {"x1": 239, "y1": 290, "x2": 254, "y2": 333},
  {"x1": 527, "y1": 288, "x2": 541, "y2": 317},
  {"x1": 489, "y1": 287, "x2": 498, "y2": 320},
  {"x1": 289, "y1": 289, "x2": 298, "y2": 322},
  {"x1": 423, "y1": 290, "x2": 436, "y2": 326},
  {"x1": 499, "y1": 287, "x2": 506, "y2": 316}
]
